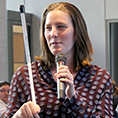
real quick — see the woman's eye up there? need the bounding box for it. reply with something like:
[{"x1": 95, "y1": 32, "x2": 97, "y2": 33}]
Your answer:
[
  {"x1": 45, "y1": 26, "x2": 51, "y2": 30},
  {"x1": 45, "y1": 27, "x2": 51, "y2": 29},
  {"x1": 58, "y1": 25, "x2": 65, "y2": 29}
]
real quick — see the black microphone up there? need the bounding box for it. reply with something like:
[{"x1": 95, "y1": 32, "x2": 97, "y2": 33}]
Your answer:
[{"x1": 55, "y1": 53, "x2": 67, "y2": 102}]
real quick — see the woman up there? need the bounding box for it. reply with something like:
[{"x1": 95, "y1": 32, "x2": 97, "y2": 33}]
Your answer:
[{"x1": 6, "y1": 2, "x2": 113, "y2": 118}]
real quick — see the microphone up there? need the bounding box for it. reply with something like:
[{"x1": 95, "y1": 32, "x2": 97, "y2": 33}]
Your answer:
[{"x1": 55, "y1": 53, "x2": 67, "y2": 102}]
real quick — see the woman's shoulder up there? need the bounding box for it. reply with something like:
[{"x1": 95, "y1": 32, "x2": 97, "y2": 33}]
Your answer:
[
  {"x1": 85, "y1": 64, "x2": 111, "y2": 78},
  {"x1": 89, "y1": 64, "x2": 110, "y2": 73}
]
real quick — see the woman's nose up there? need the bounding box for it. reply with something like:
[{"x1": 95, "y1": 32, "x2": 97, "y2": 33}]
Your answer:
[
  {"x1": 50, "y1": 27, "x2": 58, "y2": 38},
  {"x1": 5, "y1": 90, "x2": 9, "y2": 94}
]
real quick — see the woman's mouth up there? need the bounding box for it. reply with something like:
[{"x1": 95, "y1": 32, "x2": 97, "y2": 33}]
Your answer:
[{"x1": 51, "y1": 42, "x2": 62, "y2": 45}]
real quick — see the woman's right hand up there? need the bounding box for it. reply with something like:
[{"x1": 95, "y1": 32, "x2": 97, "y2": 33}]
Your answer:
[{"x1": 12, "y1": 101, "x2": 41, "y2": 118}]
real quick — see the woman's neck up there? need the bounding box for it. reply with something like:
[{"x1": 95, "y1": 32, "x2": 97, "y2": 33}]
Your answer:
[
  {"x1": 51, "y1": 53, "x2": 77, "y2": 81},
  {"x1": 65, "y1": 52, "x2": 75, "y2": 73}
]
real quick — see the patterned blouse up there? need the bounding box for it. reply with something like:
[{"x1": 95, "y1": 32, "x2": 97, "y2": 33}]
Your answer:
[{"x1": 5, "y1": 61, "x2": 113, "y2": 118}]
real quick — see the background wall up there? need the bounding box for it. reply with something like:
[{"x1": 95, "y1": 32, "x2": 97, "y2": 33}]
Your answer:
[
  {"x1": 106, "y1": 0, "x2": 118, "y2": 19},
  {"x1": 1, "y1": 0, "x2": 117, "y2": 81},
  {"x1": 0, "y1": 0, "x2": 8, "y2": 81}
]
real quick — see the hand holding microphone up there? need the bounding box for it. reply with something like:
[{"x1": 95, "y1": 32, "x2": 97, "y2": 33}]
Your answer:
[
  {"x1": 55, "y1": 53, "x2": 67, "y2": 102},
  {"x1": 55, "y1": 53, "x2": 76, "y2": 101}
]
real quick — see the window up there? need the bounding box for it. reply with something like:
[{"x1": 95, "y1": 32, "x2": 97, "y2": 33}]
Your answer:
[
  {"x1": 7, "y1": 10, "x2": 32, "y2": 81},
  {"x1": 106, "y1": 19, "x2": 118, "y2": 83}
]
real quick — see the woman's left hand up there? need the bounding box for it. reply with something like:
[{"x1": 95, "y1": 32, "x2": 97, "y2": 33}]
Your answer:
[{"x1": 54, "y1": 65, "x2": 75, "y2": 99}]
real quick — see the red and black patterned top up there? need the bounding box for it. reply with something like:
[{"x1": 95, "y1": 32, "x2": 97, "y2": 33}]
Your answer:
[{"x1": 5, "y1": 61, "x2": 113, "y2": 118}]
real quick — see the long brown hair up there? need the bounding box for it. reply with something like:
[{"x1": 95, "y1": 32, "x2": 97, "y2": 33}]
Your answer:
[{"x1": 36, "y1": 2, "x2": 93, "y2": 70}]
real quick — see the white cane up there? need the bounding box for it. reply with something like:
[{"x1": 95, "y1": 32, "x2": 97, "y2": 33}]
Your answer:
[{"x1": 19, "y1": 5, "x2": 36, "y2": 105}]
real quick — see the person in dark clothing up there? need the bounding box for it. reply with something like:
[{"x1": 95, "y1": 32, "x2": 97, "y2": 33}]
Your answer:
[{"x1": 112, "y1": 79, "x2": 118, "y2": 118}]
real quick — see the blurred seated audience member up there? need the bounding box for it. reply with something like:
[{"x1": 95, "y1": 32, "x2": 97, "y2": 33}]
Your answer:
[
  {"x1": 112, "y1": 79, "x2": 118, "y2": 117},
  {"x1": 0, "y1": 81, "x2": 10, "y2": 118}
]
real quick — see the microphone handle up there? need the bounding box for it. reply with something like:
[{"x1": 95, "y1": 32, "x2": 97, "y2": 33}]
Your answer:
[{"x1": 57, "y1": 62, "x2": 65, "y2": 102}]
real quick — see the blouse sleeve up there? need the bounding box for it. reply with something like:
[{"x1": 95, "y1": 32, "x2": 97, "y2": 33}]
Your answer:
[
  {"x1": 63, "y1": 69, "x2": 113, "y2": 118},
  {"x1": 5, "y1": 65, "x2": 31, "y2": 118}
]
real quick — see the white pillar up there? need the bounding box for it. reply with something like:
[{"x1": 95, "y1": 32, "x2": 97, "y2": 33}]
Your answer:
[{"x1": 0, "y1": 0, "x2": 8, "y2": 82}]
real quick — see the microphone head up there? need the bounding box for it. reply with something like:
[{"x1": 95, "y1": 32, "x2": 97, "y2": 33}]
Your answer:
[{"x1": 55, "y1": 53, "x2": 67, "y2": 64}]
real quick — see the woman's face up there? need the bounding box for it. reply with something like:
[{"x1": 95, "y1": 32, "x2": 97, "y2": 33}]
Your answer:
[{"x1": 44, "y1": 10, "x2": 75, "y2": 57}]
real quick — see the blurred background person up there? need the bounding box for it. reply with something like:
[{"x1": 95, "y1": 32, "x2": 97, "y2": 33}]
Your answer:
[
  {"x1": 0, "y1": 81, "x2": 10, "y2": 118},
  {"x1": 112, "y1": 79, "x2": 118, "y2": 117}
]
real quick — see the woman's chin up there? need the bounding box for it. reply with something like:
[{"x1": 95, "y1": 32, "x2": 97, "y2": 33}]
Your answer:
[{"x1": 52, "y1": 50, "x2": 63, "y2": 56}]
